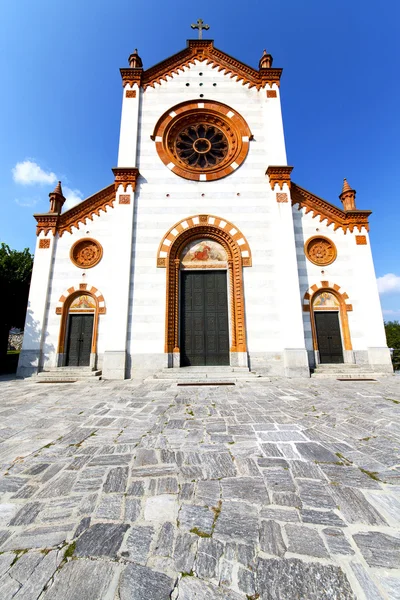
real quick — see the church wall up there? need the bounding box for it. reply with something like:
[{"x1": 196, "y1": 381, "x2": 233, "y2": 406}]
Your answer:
[
  {"x1": 293, "y1": 207, "x2": 390, "y2": 371},
  {"x1": 124, "y1": 60, "x2": 301, "y2": 375}
]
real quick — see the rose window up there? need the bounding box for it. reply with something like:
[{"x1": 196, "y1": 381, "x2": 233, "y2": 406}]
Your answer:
[
  {"x1": 305, "y1": 236, "x2": 337, "y2": 266},
  {"x1": 175, "y1": 124, "x2": 228, "y2": 169},
  {"x1": 70, "y1": 239, "x2": 103, "y2": 269}
]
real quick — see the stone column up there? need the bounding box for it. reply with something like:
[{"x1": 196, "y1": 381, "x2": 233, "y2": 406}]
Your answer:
[
  {"x1": 267, "y1": 167, "x2": 310, "y2": 377},
  {"x1": 17, "y1": 233, "x2": 56, "y2": 377}
]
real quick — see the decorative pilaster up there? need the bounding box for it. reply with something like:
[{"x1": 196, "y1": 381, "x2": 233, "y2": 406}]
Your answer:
[
  {"x1": 266, "y1": 166, "x2": 293, "y2": 191},
  {"x1": 112, "y1": 167, "x2": 140, "y2": 192}
]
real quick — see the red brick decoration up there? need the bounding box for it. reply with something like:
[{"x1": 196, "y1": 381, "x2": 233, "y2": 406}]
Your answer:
[
  {"x1": 119, "y1": 195, "x2": 131, "y2": 204},
  {"x1": 56, "y1": 285, "x2": 106, "y2": 314},
  {"x1": 151, "y1": 99, "x2": 252, "y2": 182},
  {"x1": 276, "y1": 193, "x2": 288, "y2": 203},
  {"x1": 356, "y1": 235, "x2": 367, "y2": 245},
  {"x1": 157, "y1": 214, "x2": 252, "y2": 267},
  {"x1": 125, "y1": 90, "x2": 137, "y2": 98},
  {"x1": 39, "y1": 239, "x2": 50, "y2": 248},
  {"x1": 267, "y1": 90, "x2": 277, "y2": 98}
]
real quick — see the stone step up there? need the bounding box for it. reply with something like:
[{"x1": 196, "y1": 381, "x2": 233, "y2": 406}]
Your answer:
[
  {"x1": 311, "y1": 372, "x2": 388, "y2": 380},
  {"x1": 35, "y1": 376, "x2": 102, "y2": 383},
  {"x1": 151, "y1": 370, "x2": 261, "y2": 382},
  {"x1": 37, "y1": 370, "x2": 102, "y2": 378}
]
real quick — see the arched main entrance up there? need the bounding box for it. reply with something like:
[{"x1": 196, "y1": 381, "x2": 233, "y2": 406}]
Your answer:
[
  {"x1": 157, "y1": 214, "x2": 252, "y2": 367},
  {"x1": 304, "y1": 282, "x2": 353, "y2": 364},
  {"x1": 56, "y1": 285, "x2": 106, "y2": 367}
]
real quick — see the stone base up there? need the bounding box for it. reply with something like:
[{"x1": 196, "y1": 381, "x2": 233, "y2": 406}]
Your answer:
[
  {"x1": 283, "y1": 348, "x2": 310, "y2": 378},
  {"x1": 248, "y1": 352, "x2": 284, "y2": 376},
  {"x1": 102, "y1": 351, "x2": 127, "y2": 380},
  {"x1": 16, "y1": 349, "x2": 40, "y2": 378},
  {"x1": 367, "y1": 347, "x2": 394, "y2": 374},
  {"x1": 230, "y1": 352, "x2": 248, "y2": 367}
]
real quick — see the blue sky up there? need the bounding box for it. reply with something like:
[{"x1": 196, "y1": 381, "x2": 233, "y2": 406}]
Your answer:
[{"x1": 1, "y1": 0, "x2": 399, "y2": 317}]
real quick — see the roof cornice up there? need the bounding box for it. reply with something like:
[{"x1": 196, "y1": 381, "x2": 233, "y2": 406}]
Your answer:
[
  {"x1": 121, "y1": 40, "x2": 282, "y2": 90},
  {"x1": 291, "y1": 183, "x2": 371, "y2": 233}
]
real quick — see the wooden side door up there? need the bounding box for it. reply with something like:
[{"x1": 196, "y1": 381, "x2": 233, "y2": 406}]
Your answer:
[
  {"x1": 315, "y1": 311, "x2": 344, "y2": 364},
  {"x1": 66, "y1": 314, "x2": 94, "y2": 366}
]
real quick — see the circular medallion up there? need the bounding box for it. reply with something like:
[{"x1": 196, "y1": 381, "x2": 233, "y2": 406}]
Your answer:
[
  {"x1": 70, "y1": 238, "x2": 103, "y2": 269},
  {"x1": 305, "y1": 236, "x2": 337, "y2": 266},
  {"x1": 152, "y1": 100, "x2": 252, "y2": 181}
]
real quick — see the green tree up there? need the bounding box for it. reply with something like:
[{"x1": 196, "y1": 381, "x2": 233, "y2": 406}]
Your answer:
[
  {"x1": 0, "y1": 243, "x2": 33, "y2": 364},
  {"x1": 384, "y1": 321, "x2": 400, "y2": 349}
]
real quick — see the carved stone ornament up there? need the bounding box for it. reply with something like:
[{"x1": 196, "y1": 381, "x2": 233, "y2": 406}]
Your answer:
[
  {"x1": 152, "y1": 100, "x2": 252, "y2": 182},
  {"x1": 305, "y1": 236, "x2": 337, "y2": 266},
  {"x1": 356, "y1": 235, "x2": 367, "y2": 245},
  {"x1": 70, "y1": 238, "x2": 103, "y2": 269},
  {"x1": 266, "y1": 166, "x2": 293, "y2": 190},
  {"x1": 112, "y1": 167, "x2": 139, "y2": 192},
  {"x1": 39, "y1": 239, "x2": 50, "y2": 248}
]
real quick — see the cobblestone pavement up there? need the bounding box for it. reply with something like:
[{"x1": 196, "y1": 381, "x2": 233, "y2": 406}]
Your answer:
[{"x1": 0, "y1": 376, "x2": 399, "y2": 599}]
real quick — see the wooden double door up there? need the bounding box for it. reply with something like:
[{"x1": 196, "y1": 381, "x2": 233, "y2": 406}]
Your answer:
[
  {"x1": 66, "y1": 314, "x2": 94, "y2": 366},
  {"x1": 180, "y1": 271, "x2": 230, "y2": 366},
  {"x1": 314, "y1": 311, "x2": 344, "y2": 363}
]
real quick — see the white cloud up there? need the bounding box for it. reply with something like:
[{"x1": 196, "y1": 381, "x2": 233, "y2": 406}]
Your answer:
[
  {"x1": 12, "y1": 160, "x2": 57, "y2": 186},
  {"x1": 63, "y1": 186, "x2": 83, "y2": 210},
  {"x1": 377, "y1": 273, "x2": 400, "y2": 295},
  {"x1": 12, "y1": 160, "x2": 84, "y2": 211},
  {"x1": 14, "y1": 197, "x2": 40, "y2": 208}
]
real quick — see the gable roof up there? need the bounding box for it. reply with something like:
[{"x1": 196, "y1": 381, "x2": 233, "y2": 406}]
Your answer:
[
  {"x1": 35, "y1": 184, "x2": 115, "y2": 237},
  {"x1": 120, "y1": 39, "x2": 282, "y2": 90},
  {"x1": 291, "y1": 183, "x2": 371, "y2": 233}
]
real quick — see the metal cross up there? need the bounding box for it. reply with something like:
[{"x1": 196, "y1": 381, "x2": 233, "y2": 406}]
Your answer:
[{"x1": 191, "y1": 19, "x2": 210, "y2": 39}]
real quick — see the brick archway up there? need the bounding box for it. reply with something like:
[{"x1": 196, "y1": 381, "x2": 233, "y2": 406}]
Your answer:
[
  {"x1": 158, "y1": 215, "x2": 251, "y2": 358},
  {"x1": 303, "y1": 282, "x2": 353, "y2": 352},
  {"x1": 56, "y1": 285, "x2": 106, "y2": 357}
]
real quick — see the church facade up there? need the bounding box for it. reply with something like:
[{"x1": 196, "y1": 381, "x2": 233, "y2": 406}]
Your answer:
[{"x1": 17, "y1": 39, "x2": 392, "y2": 379}]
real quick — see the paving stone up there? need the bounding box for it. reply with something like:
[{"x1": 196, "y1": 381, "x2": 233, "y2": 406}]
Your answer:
[
  {"x1": 177, "y1": 576, "x2": 243, "y2": 600},
  {"x1": 301, "y1": 509, "x2": 346, "y2": 527},
  {"x1": 103, "y1": 466, "x2": 128, "y2": 492},
  {"x1": 202, "y1": 451, "x2": 236, "y2": 479},
  {"x1": 144, "y1": 494, "x2": 178, "y2": 523},
  {"x1": 263, "y1": 467, "x2": 296, "y2": 492},
  {"x1": 221, "y1": 476, "x2": 269, "y2": 504},
  {"x1": 119, "y1": 563, "x2": 174, "y2": 600},
  {"x1": 373, "y1": 573, "x2": 400, "y2": 600},
  {"x1": 260, "y1": 520, "x2": 286, "y2": 556},
  {"x1": 322, "y1": 528, "x2": 354, "y2": 555},
  {"x1": 36, "y1": 472, "x2": 76, "y2": 499},
  {"x1": 297, "y1": 480, "x2": 336, "y2": 509},
  {"x1": 260, "y1": 443, "x2": 284, "y2": 457},
  {"x1": 0, "y1": 476, "x2": 26, "y2": 493},
  {"x1": 95, "y1": 494, "x2": 123, "y2": 520},
  {"x1": 0, "y1": 529, "x2": 11, "y2": 547},
  {"x1": 350, "y1": 563, "x2": 385, "y2": 600},
  {"x1": 154, "y1": 522, "x2": 174, "y2": 557},
  {"x1": 259, "y1": 431, "x2": 307, "y2": 442},
  {"x1": 260, "y1": 507, "x2": 300, "y2": 522},
  {"x1": 127, "y1": 480, "x2": 145, "y2": 496},
  {"x1": 364, "y1": 490, "x2": 400, "y2": 526},
  {"x1": 77, "y1": 492, "x2": 98, "y2": 516},
  {"x1": 74, "y1": 523, "x2": 129, "y2": 557},
  {"x1": 0, "y1": 503, "x2": 19, "y2": 526},
  {"x1": 195, "y1": 480, "x2": 220, "y2": 506},
  {"x1": 125, "y1": 525, "x2": 154, "y2": 564},
  {"x1": 353, "y1": 531, "x2": 400, "y2": 568},
  {"x1": 11, "y1": 549, "x2": 63, "y2": 600},
  {"x1": 0, "y1": 552, "x2": 14, "y2": 577},
  {"x1": 73, "y1": 516, "x2": 91, "y2": 539},
  {"x1": 41, "y1": 558, "x2": 119, "y2": 600},
  {"x1": 179, "y1": 504, "x2": 215, "y2": 535},
  {"x1": 8, "y1": 502, "x2": 41, "y2": 526},
  {"x1": 195, "y1": 538, "x2": 224, "y2": 579},
  {"x1": 321, "y1": 464, "x2": 381, "y2": 489},
  {"x1": 295, "y1": 443, "x2": 341, "y2": 464},
  {"x1": 329, "y1": 486, "x2": 387, "y2": 525},
  {"x1": 124, "y1": 497, "x2": 141, "y2": 521},
  {"x1": 173, "y1": 532, "x2": 197, "y2": 573},
  {"x1": 285, "y1": 524, "x2": 329, "y2": 558},
  {"x1": 272, "y1": 491, "x2": 302, "y2": 507},
  {"x1": 89, "y1": 454, "x2": 132, "y2": 466},
  {"x1": 290, "y1": 460, "x2": 324, "y2": 479},
  {"x1": 2, "y1": 525, "x2": 73, "y2": 550},
  {"x1": 256, "y1": 558, "x2": 355, "y2": 600},
  {"x1": 213, "y1": 502, "x2": 259, "y2": 542}
]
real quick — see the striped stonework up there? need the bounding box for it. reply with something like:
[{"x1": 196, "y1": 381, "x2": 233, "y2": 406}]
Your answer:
[
  {"x1": 157, "y1": 214, "x2": 252, "y2": 267},
  {"x1": 56, "y1": 285, "x2": 106, "y2": 315}
]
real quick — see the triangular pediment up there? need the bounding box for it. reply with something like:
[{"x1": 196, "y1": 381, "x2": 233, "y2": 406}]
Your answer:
[
  {"x1": 291, "y1": 183, "x2": 371, "y2": 233},
  {"x1": 120, "y1": 40, "x2": 282, "y2": 90}
]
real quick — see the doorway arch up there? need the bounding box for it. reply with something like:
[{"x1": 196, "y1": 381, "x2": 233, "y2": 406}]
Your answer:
[
  {"x1": 157, "y1": 214, "x2": 252, "y2": 365},
  {"x1": 303, "y1": 282, "x2": 353, "y2": 364},
  {"x1": 55, "y1": 285, "x2": 106, "y2": 367}
]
